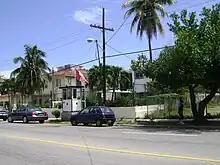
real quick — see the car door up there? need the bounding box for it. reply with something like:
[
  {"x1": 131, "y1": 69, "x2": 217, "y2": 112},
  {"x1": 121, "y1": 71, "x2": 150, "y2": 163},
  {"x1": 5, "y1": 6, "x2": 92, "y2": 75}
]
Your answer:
[
  {"x1": 78, "y1": 107, "x2": 90, "y2": 123},
  {"x1": 11, "y1": 108, "x2": 20, "y2": 120},
  {"x1": 89, "y1": 107, "x2": 101, "y2": 123},
  {"x1": 17, "y1": 107, "x2": 27, "y2": 120}
]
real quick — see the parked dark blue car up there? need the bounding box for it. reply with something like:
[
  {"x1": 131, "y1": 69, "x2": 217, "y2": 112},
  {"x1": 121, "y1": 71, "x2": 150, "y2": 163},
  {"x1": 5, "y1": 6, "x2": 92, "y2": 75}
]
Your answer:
[{"x1": 70, "y1": 106, "x2": 116, "y2": 127}]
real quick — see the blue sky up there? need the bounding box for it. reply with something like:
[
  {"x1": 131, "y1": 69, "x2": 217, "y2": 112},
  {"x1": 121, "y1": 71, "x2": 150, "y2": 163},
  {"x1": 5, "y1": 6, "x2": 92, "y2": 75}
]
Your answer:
[{"x1": 0, "y1": 0, "x2": 219, "y2": 78}]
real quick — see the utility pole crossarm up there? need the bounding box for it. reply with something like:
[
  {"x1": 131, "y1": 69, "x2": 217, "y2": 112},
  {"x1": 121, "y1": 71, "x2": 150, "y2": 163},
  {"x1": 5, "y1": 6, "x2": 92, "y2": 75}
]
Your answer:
[{"x1": 90, "y1": 24, "x2": 114, "y2": 31}]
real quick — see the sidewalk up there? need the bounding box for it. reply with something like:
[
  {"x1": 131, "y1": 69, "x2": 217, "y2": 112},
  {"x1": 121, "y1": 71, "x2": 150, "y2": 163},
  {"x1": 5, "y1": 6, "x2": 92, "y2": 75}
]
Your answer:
[{"x1": 132, "y1": 118, "x2": 220, "y2": 129}]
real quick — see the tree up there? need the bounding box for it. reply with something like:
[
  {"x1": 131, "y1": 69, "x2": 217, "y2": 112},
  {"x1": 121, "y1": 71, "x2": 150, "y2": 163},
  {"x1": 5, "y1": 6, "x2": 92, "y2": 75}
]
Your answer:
[
  {"x1": 88, "y1": 65, "x2": 132, "y2": 101},
  {"x1": 122, "y1": 0, "x2": 175, "y2": 61},
  {"x1": 149, "y1": 4, "x2": 220, "y2": 122},
  {"x1": 11, "y1": 45, "x2": 51, "y2": 103},
  {"x1": 0, "y1": 78, "x2": 17, "y2": 110},
  {"x1": 88, "y1": 65, "x2": 107, "y2": 91},
  {"x1": 107, "y1": 66, "x2": 132, "y2": 101}
]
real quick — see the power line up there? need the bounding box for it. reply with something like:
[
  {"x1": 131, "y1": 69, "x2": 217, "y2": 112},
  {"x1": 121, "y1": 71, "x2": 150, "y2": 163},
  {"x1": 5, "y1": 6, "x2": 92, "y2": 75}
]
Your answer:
[
  {"x1": 0, "y1": 29, "x2": 92, "y2": 69},
  {"x1": 47, "y1": 36, "x2": 90, "y2": 51},
  {"x1": 78, "y1": 42, "x2": 96, "y2": 65},
  {"x1": 42, "y1": 28, "x2": 88, "y2": 48},
  {"x1": 1, "y1": 45, "x2": 173, "y2": 81},
  {"x1": 106, "y1": 43, "x2": 132, "y2": 60},
  {"x1": 106, "y1": 17, "x2": 129, "y2": 43}
]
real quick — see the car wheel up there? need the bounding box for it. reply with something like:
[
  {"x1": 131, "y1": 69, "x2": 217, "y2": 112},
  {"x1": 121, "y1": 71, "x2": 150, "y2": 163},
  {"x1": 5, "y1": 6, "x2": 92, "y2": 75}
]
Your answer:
[
  {"x1": 8, "y1": 116, "x2": 13, "y2": 123},
  {"x1": 96, "y1": 119, "x2": 102, "y2": 127},
  {"x1": 83, "y1": 123, "x2": 89, "y2": 126},
  {"x1": 23, "y1": 116, "x2": 28, "y2": 123},
  {"x1": 70, "y1": 119, "x2": 78, "y2": 126},
  {"x1": 39, "y1": 120, "x2": 45, "y2": 124},
  {"x1": 108, "y1": 122, "x2": 114, "y2": 127}
]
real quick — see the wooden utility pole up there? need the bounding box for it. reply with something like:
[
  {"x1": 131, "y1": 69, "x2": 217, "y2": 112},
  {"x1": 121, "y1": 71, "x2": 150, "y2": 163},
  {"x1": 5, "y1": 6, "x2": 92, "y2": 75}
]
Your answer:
[
  {"x1": 50, "y1": 68, "x2": 55, "y2": 108},
  {"x1": 90, "y1": 8, "x2": 114, "y2": 105}
]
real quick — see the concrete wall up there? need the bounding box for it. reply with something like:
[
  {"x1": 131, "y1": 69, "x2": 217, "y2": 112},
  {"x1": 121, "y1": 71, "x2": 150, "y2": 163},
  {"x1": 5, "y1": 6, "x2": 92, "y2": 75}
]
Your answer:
[
  {"x1": 42, "y1": 104, "x2": 164, "y2": 120},
  {"x1": 110, "y1": 107, "x2": 136, "y2": 119}
]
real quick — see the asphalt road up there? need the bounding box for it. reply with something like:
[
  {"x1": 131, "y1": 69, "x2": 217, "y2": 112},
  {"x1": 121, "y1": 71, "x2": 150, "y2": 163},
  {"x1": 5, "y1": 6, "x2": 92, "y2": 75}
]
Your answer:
[{"x1": 0, "y1": 121, "x2": 220, "y2": 165}]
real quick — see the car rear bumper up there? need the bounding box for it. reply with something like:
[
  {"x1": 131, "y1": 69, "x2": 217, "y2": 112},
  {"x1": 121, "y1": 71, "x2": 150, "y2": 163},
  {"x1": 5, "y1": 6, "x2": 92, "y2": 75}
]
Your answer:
[
  {"x1": 0, "y1": 116, "x2": 8, "y2": 119},
  {"x1": 28, "y1": 116, "x2": 48, "y2": 121},
  {"x1": 102, "y1": 118, "x2": 116, "y2": 124},
  {"x1": 0, "y1": 114, "x2": 8, "y2": 119}
]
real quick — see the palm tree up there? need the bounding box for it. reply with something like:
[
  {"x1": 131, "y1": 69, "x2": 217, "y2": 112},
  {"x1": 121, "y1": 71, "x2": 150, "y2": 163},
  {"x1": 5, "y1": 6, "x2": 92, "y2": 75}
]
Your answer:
[
  {"x1": 122, "y1": 0, "x2": 175, "y2": 61},
  {"x1": 88, "y1": 65, "x2": 103, "y2": 91},
  {"x1": 107, "y1": 66, "x2": 131, "y2": 101},
  {"x1": 11, "y1": 45, "x2": 51, "y2": 103}
]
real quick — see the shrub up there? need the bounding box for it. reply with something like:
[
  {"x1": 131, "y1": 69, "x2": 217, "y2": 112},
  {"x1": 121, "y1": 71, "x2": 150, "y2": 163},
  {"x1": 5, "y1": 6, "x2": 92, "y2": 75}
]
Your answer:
[
  {"x1": 41, "y1": 103, "x2": 50, "y2": 108},
  {"x1": 52, "y1": 109, "x2": 61, "y2": 119},
  {"x1": 54, "y1": 103, "x2": 62, "y2": 109},
  {"x1": 146, "y1": 108, "x2": 193, "y2": 119},
  {"x1": 86, "y1": 91, "x2": 101, "y2": 106}
]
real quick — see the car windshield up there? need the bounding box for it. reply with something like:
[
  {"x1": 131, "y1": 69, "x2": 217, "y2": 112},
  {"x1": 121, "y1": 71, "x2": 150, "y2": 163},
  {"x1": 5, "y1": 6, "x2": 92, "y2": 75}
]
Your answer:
[
  {"x1": 0, "y1": 108, "x2": 7, "y2": 112},
  {"x1": 101, "y1": 107, "x2": 113, "y2": 113},
  {"x1": 28, "y1": 107, "x2": 43, "y2": 112}
]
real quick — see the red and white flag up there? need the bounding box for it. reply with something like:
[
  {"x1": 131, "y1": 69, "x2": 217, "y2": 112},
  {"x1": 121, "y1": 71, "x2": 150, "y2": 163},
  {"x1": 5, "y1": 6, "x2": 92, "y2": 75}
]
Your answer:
[{"x1": 75, "y1": 68, "x2": 89, "y2": 85}]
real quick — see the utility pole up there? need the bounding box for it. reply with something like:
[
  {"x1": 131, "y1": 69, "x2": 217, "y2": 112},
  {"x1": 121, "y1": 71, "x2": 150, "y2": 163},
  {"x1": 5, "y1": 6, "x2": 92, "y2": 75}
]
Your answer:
[
  {"x1": 90, "y1": 8, "x2": 114, "y2": 105},
  {"x1": 51, "y1": 68, "x2": 55, "y2": 108}
]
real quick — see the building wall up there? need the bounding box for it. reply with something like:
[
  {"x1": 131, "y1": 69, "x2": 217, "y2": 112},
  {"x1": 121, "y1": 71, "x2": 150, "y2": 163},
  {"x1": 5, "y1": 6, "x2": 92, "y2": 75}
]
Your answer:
[{"x1": 131, "y1": 71, "x2": 151, "y2": 93}]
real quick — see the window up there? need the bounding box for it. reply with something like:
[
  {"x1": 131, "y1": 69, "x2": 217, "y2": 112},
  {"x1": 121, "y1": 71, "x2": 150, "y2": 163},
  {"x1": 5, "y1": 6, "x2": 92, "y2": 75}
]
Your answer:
[
  {"x1": 56, "y1": 79, "x2": 61, "y2": 87},
  {"x1": 19, "y1": 107, "x2": 27, "y2": 112},
  {"x1": 67, "y1": 88, "x2": 72, "y2": 99},
  {"x1": 28, "y1": 107, "x2": 42, "y2": 112},
  {"x1": 76, "y1": 80, "x2": 81, "y2": 86},
  {"x1": 135, "y1": 72, "x2": 144, "y2": 79},
  {"x1": 62, "y1": 89, "x2": 67, "y2": 100},
  {"x1": 73, "y1": 89, "x2": 77, "y2": 98},
  {"x1": 80, "y1": 107, "x2": 90, "y2": 114},
  {"x1": 67, "y1": 78, "x2": 72, "y2": 85},
  {"x1": 91, "y1": 107, "x2": 101, "y2": 114},
  {"x1": 101, "y1": 107, "x2": 113, "y2": 113}
]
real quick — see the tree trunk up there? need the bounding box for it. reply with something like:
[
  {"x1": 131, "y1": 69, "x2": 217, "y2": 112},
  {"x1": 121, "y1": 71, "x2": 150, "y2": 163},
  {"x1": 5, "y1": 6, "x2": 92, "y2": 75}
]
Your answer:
[
  {"x1": 147, "y1": 34, "x2": 153, "y2": 62},
  {"x1": 112, "y1": 87, "x2": 116, "y2": 101},
  {"x1": 8, "y1": 93, "x2": 11, "y2": 111},
  {"x1": 188, "y1": 85, "x2": 197, "y2": 118},
  {"x1": 21, "y1": 95, "x2": 24, "y2": 105},
  {"x1": 198, "y1": 85, "x2": 218, "y2": 118}
]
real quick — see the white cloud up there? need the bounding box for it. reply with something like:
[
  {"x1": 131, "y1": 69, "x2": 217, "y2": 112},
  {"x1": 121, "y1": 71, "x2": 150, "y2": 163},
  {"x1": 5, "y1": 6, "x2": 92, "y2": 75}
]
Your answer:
[
  {"x1": 73, "y1": 7, "x2": 103, "y2": 25},
  {"x1": 0, "y1": 70, "x2": 12, "y2": 79}
]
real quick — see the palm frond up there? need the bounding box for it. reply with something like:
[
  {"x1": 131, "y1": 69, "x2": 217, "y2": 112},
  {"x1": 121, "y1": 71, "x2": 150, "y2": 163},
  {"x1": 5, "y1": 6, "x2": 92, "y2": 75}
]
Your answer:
[
  {"x1": 13, "y1": 57, "x2": 25, "y2": 64},
  {"x1": 154, "y1": 3, "x2": 167, "y2": 17},
  {"x1": 157, "y1": 0, "x2": 176, "y2": 5}
]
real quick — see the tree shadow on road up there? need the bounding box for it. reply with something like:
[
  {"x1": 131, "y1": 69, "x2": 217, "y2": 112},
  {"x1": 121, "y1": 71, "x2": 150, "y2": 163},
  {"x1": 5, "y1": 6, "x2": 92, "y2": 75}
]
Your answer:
[{"x1": 113, "y1": 125, "x2": 220, "y2": 135}]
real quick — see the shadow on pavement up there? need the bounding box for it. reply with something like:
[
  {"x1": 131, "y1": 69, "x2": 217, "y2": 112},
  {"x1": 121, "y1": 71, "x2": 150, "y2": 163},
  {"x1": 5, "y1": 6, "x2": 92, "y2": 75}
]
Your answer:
[{"x1": 113, "y1": 125, "x2": 220, "y2": 134}]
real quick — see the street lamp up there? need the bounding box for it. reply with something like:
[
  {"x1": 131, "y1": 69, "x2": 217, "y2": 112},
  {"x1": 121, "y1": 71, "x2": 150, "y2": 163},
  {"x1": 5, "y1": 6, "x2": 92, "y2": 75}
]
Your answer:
[{"x1": 87, "y1": 38, "x2": 101, "y2": 67}]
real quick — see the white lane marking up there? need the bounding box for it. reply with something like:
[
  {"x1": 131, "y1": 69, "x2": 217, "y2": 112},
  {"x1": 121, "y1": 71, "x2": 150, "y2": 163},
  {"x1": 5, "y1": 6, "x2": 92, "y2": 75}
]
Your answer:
[{"x1": 122, "y1": 131, "x2": 199, "y2": 137}]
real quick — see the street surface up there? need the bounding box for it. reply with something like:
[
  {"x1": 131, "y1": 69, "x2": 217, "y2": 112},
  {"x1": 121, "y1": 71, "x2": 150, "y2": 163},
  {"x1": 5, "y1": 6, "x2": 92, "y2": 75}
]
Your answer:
[{"x1": 0, "y1": 121, "x2": 220, "y2": 165}]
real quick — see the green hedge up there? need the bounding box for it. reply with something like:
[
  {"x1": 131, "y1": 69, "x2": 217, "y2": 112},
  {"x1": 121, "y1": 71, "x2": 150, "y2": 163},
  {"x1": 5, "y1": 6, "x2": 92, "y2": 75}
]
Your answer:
[{"x1": 86, "y1": 92, "x2": 182, "y2": 107}]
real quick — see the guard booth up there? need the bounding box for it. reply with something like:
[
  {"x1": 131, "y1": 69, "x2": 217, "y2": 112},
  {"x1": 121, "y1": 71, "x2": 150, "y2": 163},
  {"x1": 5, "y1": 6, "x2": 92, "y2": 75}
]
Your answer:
[{"x1": 59, "y1": 85, "x2": 86, "y2": 121}]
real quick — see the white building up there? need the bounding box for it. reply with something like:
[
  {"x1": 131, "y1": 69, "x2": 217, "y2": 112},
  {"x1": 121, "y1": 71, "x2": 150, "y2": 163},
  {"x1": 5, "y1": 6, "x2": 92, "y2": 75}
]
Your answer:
[{"x1": 131, "y1": 71, "x2": 151, "y2": 93}]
